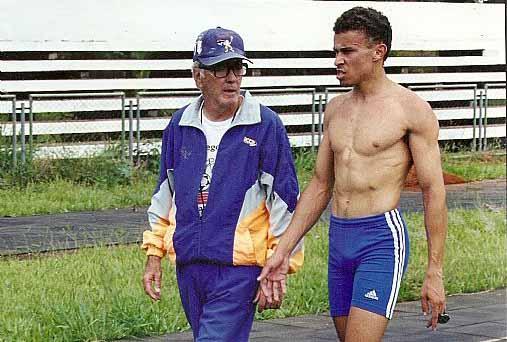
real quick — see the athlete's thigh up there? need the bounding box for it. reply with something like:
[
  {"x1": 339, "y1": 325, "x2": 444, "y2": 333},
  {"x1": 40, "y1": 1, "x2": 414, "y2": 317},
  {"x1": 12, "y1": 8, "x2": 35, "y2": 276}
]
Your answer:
[{"x1": 346, "y1": 306, "x2": 388, "y2": 342}]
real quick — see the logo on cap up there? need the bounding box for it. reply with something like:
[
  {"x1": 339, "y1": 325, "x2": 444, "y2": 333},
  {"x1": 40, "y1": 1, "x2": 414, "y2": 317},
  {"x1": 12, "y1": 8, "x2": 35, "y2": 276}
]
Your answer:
[
  {"x1": 195, "y1": 38, "x2": 203, "y2": 55},
  {"x1": 217, "y1": 37, "x2": 234, "y2": 53}
]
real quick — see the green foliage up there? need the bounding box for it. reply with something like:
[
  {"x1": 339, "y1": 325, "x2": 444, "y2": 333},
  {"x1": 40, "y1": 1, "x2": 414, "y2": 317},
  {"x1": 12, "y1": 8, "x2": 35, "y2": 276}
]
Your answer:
[
  {"x1": 0, "y1": 246, "x2": 188, "y2": 341},
  {"x1": 0, "y1": 178, "x2": 155, "y2": 216},
  {"x1": 0, "y1": 209, "x2": 505, "y2": 341},
  {"x1": 0, "y1": 136, "x2": 15, "y2": 183},
  {"x1": 0, "y1": 148, "x2": 505, "y2": 217},
  {"x1": 441, "y1": 151, "x2": 506, "y2": 181},
  {"x1": 0, "y1": 144, "x2": 160, "y2": 189},
  {"x1": 0, "y1": 141, "x2": 162, "y2": 216},
  {"x1": 293, "y1": 148, "x2": 317, "y2": 187}
]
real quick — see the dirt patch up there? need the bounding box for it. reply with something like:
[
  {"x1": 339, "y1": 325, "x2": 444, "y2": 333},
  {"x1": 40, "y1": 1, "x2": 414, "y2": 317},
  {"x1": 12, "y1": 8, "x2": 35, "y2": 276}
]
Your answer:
[{"x1": 404, "y1": 166, "x2": 466, "y2": 190}]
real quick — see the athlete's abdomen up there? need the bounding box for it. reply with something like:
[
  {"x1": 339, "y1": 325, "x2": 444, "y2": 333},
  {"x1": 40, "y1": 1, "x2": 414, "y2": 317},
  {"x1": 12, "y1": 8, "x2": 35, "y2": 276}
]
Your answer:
[{"x1": 332, "y1": 141, "x2": 411, "y2": 218}]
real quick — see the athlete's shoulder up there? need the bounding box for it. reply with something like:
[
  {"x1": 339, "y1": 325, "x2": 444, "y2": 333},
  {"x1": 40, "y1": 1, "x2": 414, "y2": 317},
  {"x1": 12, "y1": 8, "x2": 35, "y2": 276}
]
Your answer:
[
  {"x1": 396, "y1": 85, "x2": 438, "y2": 132},
  {"x1": 396, "y1": 84, "x2": 432, "y2": 114},
  {"x1": 325, "y1": 90, "x2": 352, "y2": 117},
  {"x1": 327, "y1": 90, "x2": 351, "y2": 107}
]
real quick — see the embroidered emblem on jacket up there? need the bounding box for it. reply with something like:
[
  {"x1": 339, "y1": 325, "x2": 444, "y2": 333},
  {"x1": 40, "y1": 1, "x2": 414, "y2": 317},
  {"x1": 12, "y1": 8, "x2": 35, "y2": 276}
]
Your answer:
[
  {"x1": 243, "y1": 136, "x2": 257, "y2": 147},
  {"x1": 180, "y1": 147, "x2": 192, "y2": 159}
]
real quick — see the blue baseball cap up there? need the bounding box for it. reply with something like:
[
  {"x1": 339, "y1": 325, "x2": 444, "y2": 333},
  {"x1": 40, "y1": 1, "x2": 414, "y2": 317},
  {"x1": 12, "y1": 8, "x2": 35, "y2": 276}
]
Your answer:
[{"x1": 193, "y1": 27, "x2": 252, "y2": 66}]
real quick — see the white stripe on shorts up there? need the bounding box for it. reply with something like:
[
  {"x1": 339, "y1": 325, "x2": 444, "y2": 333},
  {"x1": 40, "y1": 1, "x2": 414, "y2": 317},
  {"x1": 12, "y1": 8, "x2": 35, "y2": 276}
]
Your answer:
[
  {"x1": 391, "y1": 209, "x2": 407, "y2": 318},
  {"x1": 385, "y1": 209, "x2": 405, "y2": 319}
]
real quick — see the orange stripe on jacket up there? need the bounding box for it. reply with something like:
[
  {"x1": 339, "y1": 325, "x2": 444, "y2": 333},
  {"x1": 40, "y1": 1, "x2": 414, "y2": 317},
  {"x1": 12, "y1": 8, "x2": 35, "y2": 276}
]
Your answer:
[{"x1": 233, "y1": 201, "x2": 269, "y2": 266}]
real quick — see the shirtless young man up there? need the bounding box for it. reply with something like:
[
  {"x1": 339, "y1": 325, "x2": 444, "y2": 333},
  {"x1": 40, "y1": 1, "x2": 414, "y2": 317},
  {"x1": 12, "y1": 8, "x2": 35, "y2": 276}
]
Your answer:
[{"x1": 258, "y1": 7, "x2": 448, "y2": 341}]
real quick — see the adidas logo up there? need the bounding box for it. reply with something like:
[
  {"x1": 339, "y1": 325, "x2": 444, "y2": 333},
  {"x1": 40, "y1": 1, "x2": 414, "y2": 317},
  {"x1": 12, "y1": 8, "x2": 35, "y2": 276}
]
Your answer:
[{"x1": 364, "y1": 289, "x2": 379, "y2": 301}]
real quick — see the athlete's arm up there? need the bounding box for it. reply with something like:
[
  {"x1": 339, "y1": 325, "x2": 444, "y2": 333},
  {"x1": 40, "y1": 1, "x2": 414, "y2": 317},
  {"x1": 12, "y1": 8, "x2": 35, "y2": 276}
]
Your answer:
[
  {"x1": 275, "y1": 133, "x2": 335, "y2": 257},
  {"x1": 407, "y1": 97, "x2": 448, "y2": 330},
  {"x1": 258, "y1": 101, "x2": 336, "y2": 284}
]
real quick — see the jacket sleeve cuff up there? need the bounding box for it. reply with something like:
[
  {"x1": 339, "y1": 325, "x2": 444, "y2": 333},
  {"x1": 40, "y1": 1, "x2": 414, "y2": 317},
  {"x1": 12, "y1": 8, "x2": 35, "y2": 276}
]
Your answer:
[
  {"x1": 141, "y1": 230, "x2": 167, "y2": 257},
  {"x1": 145, "y1": 245, "x2": 166, "y2": 258}
]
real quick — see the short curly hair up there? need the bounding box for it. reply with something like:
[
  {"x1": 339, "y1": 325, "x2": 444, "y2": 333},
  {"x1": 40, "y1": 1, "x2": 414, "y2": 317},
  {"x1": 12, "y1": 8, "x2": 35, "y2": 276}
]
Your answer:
[{"x1": 333, "y1": 7, "x2": 392, "y2": 61}]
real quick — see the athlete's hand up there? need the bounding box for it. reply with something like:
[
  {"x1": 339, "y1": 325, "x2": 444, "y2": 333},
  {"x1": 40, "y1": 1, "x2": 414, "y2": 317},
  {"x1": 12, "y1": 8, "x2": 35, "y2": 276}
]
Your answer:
[
  {"x1": 143, "y1": 255, "x2": 162, "y2": 301},
  {"x1": 421, "y1": 268, "x2": 446, "y2": 330},
  {"x1": 257, "y1": 254, "x2": 289, "y2": 305}
]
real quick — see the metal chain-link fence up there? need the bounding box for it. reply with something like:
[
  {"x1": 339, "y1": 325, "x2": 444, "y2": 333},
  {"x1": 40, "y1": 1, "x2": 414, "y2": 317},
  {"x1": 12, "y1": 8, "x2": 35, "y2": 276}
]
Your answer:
[
  {"x1": 408, "y1": 84, "x2": 502, "y2": 151},
  {"x1": 1, "y1": 85, "x2": 505, "y2": 171}
]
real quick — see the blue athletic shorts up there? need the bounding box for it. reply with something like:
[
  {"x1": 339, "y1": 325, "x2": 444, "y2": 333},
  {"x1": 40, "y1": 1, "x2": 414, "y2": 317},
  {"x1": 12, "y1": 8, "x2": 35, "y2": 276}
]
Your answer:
[
  {"x1": 328, "y1": 208, "x2": 410, "y2": 319},
  {"x1": 176, "y1": 263, "x2": 261, "y2": 341}
]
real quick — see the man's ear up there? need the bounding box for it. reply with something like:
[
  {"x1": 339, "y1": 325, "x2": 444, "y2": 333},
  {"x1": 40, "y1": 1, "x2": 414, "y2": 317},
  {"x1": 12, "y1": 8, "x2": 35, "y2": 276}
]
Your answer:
[
  {"x1": 373, "y1": 43, "x2": 387, "y2": 62},
  {"x1": 193, "y1": 68, "x2": 203, "y2": 89}
]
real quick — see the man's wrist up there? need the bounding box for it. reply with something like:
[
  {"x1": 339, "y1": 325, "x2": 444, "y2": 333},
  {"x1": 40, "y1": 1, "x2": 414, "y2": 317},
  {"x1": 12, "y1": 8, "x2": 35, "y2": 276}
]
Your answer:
[
  {"x1": 425, "y1": 265, "x2": 443, "y2": 278},
  {"x1": 147, "y1": 255, "x2": 162, "y2": 263}
]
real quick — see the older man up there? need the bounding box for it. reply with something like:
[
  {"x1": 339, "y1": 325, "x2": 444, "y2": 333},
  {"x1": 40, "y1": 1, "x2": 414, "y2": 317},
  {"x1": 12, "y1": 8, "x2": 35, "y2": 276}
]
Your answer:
[{"x1": 141, "y1": 27, "x2": 303, "y2": 341}]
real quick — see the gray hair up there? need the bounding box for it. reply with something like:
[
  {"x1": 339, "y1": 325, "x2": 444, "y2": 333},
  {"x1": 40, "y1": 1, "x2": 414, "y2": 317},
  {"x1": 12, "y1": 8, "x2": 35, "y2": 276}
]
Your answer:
[{"x1": 191, "y1": 61, "x2": 205, "y2": 78}]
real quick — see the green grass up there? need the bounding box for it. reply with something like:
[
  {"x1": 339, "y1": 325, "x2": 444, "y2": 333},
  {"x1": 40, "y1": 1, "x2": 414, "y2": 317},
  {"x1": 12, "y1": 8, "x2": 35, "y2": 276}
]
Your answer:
[
  {"x1": 0, "y1": 149, "x2": 504, "y2": 217},
  {"x1": 0, "y1": 178, "x2": 154, "y2": 217},
  {"x1": 1, "y1": 209, "x2": 505, "y2": 341},
  {"x1": 441, "y1": 151, "x2": 506, "y2": 181}
]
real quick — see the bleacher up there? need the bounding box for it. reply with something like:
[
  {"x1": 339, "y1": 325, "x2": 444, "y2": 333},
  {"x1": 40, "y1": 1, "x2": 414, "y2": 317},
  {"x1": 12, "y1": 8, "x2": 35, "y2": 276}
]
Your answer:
[{"x1": 1, "y1": 1, "x2": 505, "y2": 160}]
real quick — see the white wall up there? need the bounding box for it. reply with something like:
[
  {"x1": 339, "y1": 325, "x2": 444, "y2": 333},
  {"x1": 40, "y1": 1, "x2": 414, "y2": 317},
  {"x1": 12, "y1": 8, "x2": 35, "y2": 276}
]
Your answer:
[{"x1": 1, "y1": 0, "x2": 504, "y2": 57}]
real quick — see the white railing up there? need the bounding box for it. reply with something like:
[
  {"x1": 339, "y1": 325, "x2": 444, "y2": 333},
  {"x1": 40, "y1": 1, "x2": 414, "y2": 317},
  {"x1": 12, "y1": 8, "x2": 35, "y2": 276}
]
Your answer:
[{"x1": 1, "y1": 84, "x2": 504, "y2": 164}]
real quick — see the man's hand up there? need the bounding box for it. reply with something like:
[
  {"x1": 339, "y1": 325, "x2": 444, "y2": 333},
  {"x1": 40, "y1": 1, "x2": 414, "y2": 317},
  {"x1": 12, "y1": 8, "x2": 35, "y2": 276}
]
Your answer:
[
  {"x1": 253, "y1": 286, "x2": 282, "y2": 312},
  {"x1": 421, "y1": 269, "x2": 446, "y2": 330},
  {"x1": 143, "y1": 255, "x2": 162, "y2": 301},
  {"x1": 257, "y1": 254, "x2": 290, "y2": 305},
  {"x1": 253, "y1": 282, "x2": 283, "y2": 313}
]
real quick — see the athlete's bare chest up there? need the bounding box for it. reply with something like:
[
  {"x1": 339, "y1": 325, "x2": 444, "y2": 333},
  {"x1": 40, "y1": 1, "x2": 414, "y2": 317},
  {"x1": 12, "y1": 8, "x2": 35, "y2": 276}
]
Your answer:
[{"x1": 327, "y1": 105, "x2": 408, "y2": 156}]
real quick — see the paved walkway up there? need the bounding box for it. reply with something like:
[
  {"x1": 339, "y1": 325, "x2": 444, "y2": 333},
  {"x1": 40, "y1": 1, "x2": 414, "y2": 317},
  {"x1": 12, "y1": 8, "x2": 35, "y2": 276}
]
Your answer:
[
  {"x1": 0, "y1": 179, "x2": 505, "y2": 256},
  {"x1": 122, "y1": 289, "x2": 507, "y2": 342}
]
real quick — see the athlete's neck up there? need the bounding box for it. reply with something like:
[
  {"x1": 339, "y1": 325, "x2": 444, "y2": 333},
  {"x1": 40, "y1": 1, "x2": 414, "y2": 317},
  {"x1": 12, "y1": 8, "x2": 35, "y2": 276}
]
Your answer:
[{"x1": 353, "y1": 67, "x2": 390, "y2": 99}]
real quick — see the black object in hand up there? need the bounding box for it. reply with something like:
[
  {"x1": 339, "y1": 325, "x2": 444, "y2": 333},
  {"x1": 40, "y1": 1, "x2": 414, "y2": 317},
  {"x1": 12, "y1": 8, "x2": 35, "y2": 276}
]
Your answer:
[{"x1": 438, "y1": 312, "x2": 450, "y2": 324}]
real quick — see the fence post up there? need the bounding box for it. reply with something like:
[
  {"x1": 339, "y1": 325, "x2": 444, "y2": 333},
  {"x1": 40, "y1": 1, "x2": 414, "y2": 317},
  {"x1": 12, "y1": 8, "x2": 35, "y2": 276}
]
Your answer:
[
  {"x1": 121, "y1": 95, "x2": 126, "y2": 160},
  {"x1": 483, "y1": 84, "x2": 488, "y2": 151},
  {"x1": 472, "y1": 86, "x2": 477, "y2": 152},
  {"x1": 324, "y1": 88, "x2": 329, "y2": 110},
  {"x1": 128, "y1": 100, "x2": 134, "y2": 165},
  {"x1": 28, "y1": 96, "x2": 34, "y2": 160},
  {"x1": 20, "y1": 103, "x2": 26, "y2": 165},
  {"x1": 318, "y1": 94, "x2": 323, "y2": 146},
  {"x1": 136, "y1": 94, "x2": 141, "y2": 165},
  {"x1": 478, "y1": 90, "x2": 483, "y2": 151},
  {"x1": 10, "y1": 97, "x2": 17, "y2": 168},
  {"x1": 311, "y1": 91, "x2": 316, "y2": 152}
]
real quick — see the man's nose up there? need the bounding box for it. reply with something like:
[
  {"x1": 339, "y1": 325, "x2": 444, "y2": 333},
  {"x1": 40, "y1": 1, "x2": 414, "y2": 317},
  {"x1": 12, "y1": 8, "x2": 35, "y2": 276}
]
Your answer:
[
  {"x1": 225, "y1": 68, "x2": 239, "y2": 81},
  {"x1": 335, "y1": 54, "x2": 345, "y2": 66}
]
